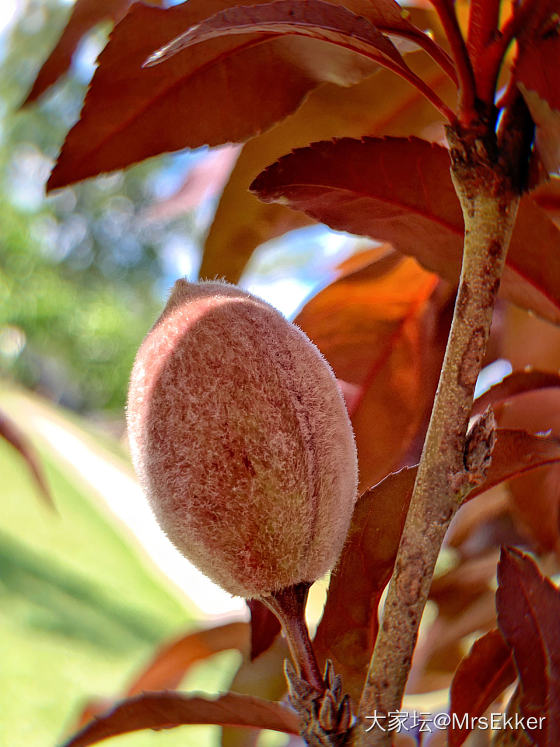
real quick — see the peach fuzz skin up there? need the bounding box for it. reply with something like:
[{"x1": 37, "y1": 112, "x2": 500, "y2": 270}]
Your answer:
[{"x1": 127, "y1": 280, "x2": 358, "y2": 598}]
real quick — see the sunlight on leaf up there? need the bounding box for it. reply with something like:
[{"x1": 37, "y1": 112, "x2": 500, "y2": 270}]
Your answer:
[{"x1": 252, "y1": 136, "x2": 560, "y2": 324}]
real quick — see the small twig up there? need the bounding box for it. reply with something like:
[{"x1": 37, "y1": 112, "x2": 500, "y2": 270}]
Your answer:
[
  {"x1": 404, "y1": 29, "x2": 458, "y2": 87},
  {"x1": 429, "y1": 0, "x2": 477, "y2": 123}
]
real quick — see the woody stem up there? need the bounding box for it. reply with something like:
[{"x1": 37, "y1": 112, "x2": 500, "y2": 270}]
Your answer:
[{"x1": 356, "y1": 125, "x2": 522, "y2": 746}]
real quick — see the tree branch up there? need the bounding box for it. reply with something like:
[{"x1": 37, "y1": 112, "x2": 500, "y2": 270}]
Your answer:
[{"x1": 355, "y1": 126, "x2": 521, "y2": 746}]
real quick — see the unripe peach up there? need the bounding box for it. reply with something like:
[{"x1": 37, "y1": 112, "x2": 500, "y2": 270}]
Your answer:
[{"x1": 127, "y1": 280, "x2": 358, "y2": 598}]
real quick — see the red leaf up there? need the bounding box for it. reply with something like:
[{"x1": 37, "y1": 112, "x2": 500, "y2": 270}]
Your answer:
[
  {"x1": 63, "y1": 692, "x2": 299, "y2": 747},
  {"x1": 247, "y1": 599, "x2": 281, "y2": 660},
  {"x1": 313, "y1": 467, "x2": 416, "y2": 702},
  {"x1": 487, "y1": 382, "x2": 560, "y2": 553},
  {"x1": 251, "y1": 136, "x2": 560, "y2": 324},
  {"x1": 295, "y1": 247, "x2": 451, "y2": 491},
  {"x1": 470, "y1": 429, "x2": 560, "y2": 498},
  {"x1": 127, "y1": 622, "x2": 249, "y2": 695},
  {"x1": 449, "y1": 629, "x2": 516, "y2": 747},
  {"x1": 22, "y1": 0, "x2": 142, "y2": 105},
  {"x1": 519, "y1": 85, "x2": 560, "y2": 176},
  {"x1": 516, "y1": 7, "x2": 560, "y2": 174},
  {"x1": 144, "y1": 0, "x2": 443, "y2": 118},
  {"x1": 47, "y1": 0, "x2": 400, "y2": 190},
  {"x1": 0, "y1": 409, "x2": 55, "y2": 510},
  {"x1": 201, "y1": 47, "x2": 456, "y2": 282},
  {"x1": 23, "y1": 0, "x2": 167, "y2": 106},
  {"x1": 467, "y1": 1, "x2": 500, "y2": 63},
  {"x1": 531, "y1": 175, "x2": 560, "y2": 226},
  {"x1": 144, "y1": 145, "x2": 240, "y2": 221},
  {"x1": 509, "y1": 465, "x2": 560, "y2": 555},
  {"x1": 472, "y1": 370, "x2": 560, "y2": 418},
  {"x1": 148, "y1": 0, "x2": 449, "y2": 65},
  {"x1": 497, "y1": 548, "x2": 560, "y2": 746},
  {"x1": 74, "y1": 622, "x2": 250, "y2": 728},
  {"x1": 314, "y1": 429, "x2": 560, "y2": 700}
]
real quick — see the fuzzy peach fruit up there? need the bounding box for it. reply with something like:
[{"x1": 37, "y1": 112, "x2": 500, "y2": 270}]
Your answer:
[{"x1": 127, "y1": 280, "x2": 358, "y2": 598}]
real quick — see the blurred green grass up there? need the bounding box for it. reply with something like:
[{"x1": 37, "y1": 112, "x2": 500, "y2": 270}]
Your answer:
[{"x1": 0, "y1": 390, "x2": 240, "y2": 747}]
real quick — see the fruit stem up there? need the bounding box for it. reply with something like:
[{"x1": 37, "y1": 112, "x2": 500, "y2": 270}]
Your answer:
[{"x1": 261, "y1": 582, "x2": 325, "y2": 693}]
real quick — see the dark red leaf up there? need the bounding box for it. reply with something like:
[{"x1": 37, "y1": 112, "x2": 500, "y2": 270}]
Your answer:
[
  {"x1": 47, "y1": 0, "x2": 403, "y2": 190},
  {"x1": 446, "y1": 488, "x2": 510, "y2": 555},
  {"x1": 449, "y1": 629, "x2": 516, "y2": 747},
  {"x1": 146, "y1": 1, "x2": 403, "y2": 65},
  {"x1": 501, "y1": 305, "x2": 560, "y2": 385},
  {"x1": 471, "y1": 429, "x2": 560, "y2": 498},
  {"x1": 247, "y1": 599, "x2": 281, "y2": 660},
  {"x1": 148, "y1": 0, "x2": 452, "y2": 66},
  {"x1": 497, "y1": 548, "x2": 560, "y2": 746},
  {"x1": 251, "y1": 136, "x2": 560, "y2": 324},
  {"x1": 510, "y1": 465, "x2": 560, "y2": 554},
  {"x1": 467, "y1": 1, "x2": 500, "y2": 59},
  {"x1": 0, "y1": 409, "x2": 54, "y2": 509},
  {"x1": 63, "y1": 692, "x2": 299, "y2": 747},
  {"x1": 486, "y1": 380, "x2": 560, "y2": 553},
  {"x1": 472, "y1": 370, "x2": 560, "y2": 418},
  {"x1": 518, "y1": 85, "x2": 560, "y2": 176},
  {"x1": 22, "y1": 0, "x2": 152, "y2": 105},
  {"x1": 315, "y1": 429, "x2": 560, "y2": 701}
]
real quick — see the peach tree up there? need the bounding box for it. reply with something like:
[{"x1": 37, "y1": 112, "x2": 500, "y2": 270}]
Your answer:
[{"x1": 22, "y1": 0, "x2": 560, "y2": 745}]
